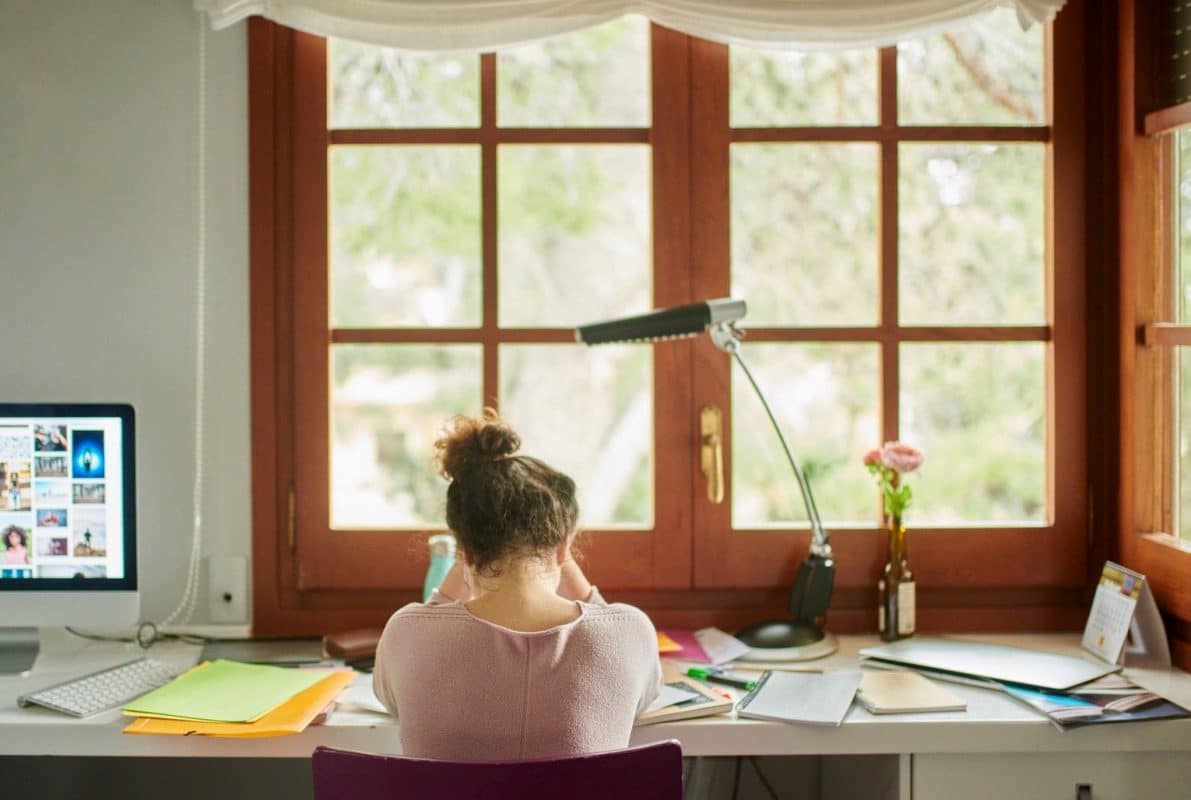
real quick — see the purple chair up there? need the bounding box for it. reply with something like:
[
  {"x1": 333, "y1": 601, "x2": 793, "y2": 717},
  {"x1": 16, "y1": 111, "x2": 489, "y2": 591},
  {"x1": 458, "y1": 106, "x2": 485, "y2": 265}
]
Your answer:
[{"x1": 311, "y1": 740, "x2": 683, "y2": 800}]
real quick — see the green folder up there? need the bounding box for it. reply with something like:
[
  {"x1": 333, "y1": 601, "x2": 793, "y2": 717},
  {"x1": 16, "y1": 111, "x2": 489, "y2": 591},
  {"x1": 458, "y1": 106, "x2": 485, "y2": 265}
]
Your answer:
[{"x1": 122, "y1": 659, "x2": 334, "y2": 723}]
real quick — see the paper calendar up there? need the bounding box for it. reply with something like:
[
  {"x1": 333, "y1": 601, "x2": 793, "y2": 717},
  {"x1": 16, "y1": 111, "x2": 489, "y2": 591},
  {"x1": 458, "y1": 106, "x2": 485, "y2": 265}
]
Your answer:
[{"x1": 1081, "y1": 562, "x2": 1170, "y2": 668}]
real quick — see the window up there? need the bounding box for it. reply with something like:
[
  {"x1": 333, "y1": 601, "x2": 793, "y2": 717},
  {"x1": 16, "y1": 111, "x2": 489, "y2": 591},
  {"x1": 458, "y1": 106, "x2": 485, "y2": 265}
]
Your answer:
[
  {"x1": 1119, "y1": 0, "x2": 1191, "y2": 670},
  {"x1": 1131, "y1": 121, "x2": 1191, "y2": 627},
  {"x1": 689, "y1": 11, "x2": 1084, "y2": 591},
  {"x1": 249, "y1": 8, "x2": 1086, "y2": 634}
]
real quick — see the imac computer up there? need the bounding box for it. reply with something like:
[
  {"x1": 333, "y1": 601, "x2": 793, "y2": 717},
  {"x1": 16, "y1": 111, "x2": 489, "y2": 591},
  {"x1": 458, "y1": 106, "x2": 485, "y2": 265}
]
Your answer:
[{"x1": 0, "y1": 403, "x2": 138, "y2": 673}]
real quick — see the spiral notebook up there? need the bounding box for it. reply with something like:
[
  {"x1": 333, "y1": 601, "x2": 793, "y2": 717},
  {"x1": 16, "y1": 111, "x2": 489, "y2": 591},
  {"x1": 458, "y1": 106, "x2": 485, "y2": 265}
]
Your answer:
[{"x1": 736, "y1": 670, "x2": 862, "y2": 726}]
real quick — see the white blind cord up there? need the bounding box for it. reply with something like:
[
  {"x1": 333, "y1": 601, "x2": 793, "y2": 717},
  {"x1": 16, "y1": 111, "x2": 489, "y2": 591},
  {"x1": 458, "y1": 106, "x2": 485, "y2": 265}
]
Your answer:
[{"x1": 161, "y1": 16, "x2": 207, "y2": 628}]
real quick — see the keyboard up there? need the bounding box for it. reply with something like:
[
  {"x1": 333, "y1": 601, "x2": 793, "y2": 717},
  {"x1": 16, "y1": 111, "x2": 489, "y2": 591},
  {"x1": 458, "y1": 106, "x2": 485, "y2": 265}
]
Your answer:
[{"x1": 17, "y1": 657, "x2": 179, "y2": 717}]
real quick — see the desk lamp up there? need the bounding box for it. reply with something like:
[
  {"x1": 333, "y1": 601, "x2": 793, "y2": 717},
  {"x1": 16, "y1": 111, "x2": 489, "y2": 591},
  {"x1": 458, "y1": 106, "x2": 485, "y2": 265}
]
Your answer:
[{"x1": 576, "y1": 298, "x2": 837, "y2": 661}]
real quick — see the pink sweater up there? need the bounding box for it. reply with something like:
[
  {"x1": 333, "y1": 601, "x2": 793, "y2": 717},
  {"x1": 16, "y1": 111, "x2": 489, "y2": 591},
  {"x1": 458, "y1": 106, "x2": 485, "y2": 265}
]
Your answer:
[{"x1": 372, "y1": 587, "x2": 662, "y2": 761}]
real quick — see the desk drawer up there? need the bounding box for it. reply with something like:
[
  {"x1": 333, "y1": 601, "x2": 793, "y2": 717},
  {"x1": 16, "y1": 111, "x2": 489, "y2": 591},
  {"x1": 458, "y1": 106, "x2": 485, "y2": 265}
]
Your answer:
[{"x1": 913, "y1": 752, "x2": 1191, "y2": 800}]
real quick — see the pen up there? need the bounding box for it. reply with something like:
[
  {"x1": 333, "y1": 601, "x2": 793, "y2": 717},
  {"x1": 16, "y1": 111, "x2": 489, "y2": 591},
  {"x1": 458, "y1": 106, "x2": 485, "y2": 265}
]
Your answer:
[{"x1": 686, "y1": 667, "x2": 756, "y2": 691}]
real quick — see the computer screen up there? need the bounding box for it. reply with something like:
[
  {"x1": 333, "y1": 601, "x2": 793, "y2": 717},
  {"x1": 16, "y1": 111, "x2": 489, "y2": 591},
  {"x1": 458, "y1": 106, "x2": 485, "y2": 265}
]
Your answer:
[{"x1": 0, "y1": 403, "x2": 135, "y2": 589}]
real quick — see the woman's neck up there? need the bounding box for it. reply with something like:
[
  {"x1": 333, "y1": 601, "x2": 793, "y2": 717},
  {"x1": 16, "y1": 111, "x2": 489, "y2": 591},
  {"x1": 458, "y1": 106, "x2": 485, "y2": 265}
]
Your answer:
[{"x1": 465, "y1": 560, "x2": 579, "y2": 631}]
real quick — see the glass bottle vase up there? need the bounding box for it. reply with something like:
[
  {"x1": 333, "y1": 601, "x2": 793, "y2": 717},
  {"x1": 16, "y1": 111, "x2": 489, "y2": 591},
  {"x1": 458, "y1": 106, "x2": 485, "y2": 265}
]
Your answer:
[{"x1": 877, "y1": 515, "x2": 916, "y2": 641}]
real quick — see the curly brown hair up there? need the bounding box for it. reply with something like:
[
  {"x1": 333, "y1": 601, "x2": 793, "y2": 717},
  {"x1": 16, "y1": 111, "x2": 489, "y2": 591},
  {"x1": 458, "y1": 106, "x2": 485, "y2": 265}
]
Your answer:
[
  {"x1": 4, "y1": 525, "x2": 27, "y2": 550},
  {"x1": 434, "y1": 408, "x2": 578, "y2": 575}
]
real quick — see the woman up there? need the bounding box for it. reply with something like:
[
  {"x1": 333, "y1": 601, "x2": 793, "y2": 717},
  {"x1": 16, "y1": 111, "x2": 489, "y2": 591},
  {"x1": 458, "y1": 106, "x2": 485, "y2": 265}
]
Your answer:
[
  {"x1": 3, "y1": 526, "x2": 29, "y2": 565},
  {"x1": 373, "y1": 409, "x2": 661, "y2": 760}
]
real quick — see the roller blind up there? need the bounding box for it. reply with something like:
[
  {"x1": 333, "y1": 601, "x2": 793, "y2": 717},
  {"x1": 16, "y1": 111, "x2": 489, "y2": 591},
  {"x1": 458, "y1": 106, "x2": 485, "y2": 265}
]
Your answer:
[{"x1": 198, "y1": 0, "x2": 1065, "y2": 51}]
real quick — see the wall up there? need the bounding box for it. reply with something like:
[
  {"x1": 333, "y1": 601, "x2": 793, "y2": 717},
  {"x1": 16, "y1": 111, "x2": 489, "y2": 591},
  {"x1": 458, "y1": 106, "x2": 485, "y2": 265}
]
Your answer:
[{"x1": 0, "y1": 0, "x2": 251, "y2": 626}]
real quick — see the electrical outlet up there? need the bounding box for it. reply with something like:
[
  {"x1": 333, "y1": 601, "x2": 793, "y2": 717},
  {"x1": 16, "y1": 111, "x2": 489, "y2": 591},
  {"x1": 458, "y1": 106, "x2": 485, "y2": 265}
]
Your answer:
[{"x1": 207, "y1": 555, "x2": 248, "y2": 623}]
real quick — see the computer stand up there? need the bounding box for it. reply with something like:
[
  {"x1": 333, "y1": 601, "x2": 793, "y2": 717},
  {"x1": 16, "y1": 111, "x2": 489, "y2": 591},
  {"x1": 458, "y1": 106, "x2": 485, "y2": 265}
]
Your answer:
[{"x1": 0, "y1": 628, "x2": 40, "y2": 674}]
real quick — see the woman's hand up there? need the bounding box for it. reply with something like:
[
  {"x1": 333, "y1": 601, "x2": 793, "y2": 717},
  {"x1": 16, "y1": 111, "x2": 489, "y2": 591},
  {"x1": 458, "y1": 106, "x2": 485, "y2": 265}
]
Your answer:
[
  {"x1": 435, "y1": 559, "x2": 471, "y2": 603},
  {"x1": 555, "y1": 557, "x2": 594, "y2": 602}
]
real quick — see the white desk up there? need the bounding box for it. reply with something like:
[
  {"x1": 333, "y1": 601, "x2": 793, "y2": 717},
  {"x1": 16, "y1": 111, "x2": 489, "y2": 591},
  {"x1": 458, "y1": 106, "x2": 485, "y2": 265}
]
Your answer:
[{"x1": 2, "y1": 632, "x2": 1189, "y2": 799}]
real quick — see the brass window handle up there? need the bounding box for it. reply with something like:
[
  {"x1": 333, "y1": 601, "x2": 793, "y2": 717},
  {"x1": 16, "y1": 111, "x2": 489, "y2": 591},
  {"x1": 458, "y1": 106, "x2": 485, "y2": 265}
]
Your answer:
[{"x1": 701, "y1": 404, "x2": 724, "y2": 504}]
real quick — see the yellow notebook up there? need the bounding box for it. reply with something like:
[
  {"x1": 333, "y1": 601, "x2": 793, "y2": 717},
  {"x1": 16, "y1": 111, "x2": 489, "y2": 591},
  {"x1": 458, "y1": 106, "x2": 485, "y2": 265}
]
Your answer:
[{"x1": 124, "y1": 669, "x2": 355, "y2": 737}]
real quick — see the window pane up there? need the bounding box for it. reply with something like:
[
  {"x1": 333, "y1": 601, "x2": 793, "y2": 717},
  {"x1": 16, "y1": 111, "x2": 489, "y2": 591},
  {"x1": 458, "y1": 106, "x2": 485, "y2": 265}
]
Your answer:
[
  {"x1": 1178, "y1": 130, "x2": 1191, "y2": 322},
  {"x1": 730, "y1": 48, "x2": 877, "y2": 127},
  {"x1": 498, "y1": 16, "x2": 649, "y2": 127},
  {"x1": 331, "y1": 345, "x2": 482, "y2": 528},
  {"x1": 899, "y1": 143, "x2": 1044, "y2": 325},
  {"x1": 898, "y1": 9, "x2": 1044, "y2": 126},
  {"x1": 329, "y1": 41, "x2": 478, "y2": 128},
  {"x1": 499, "y1": 145, "x2": 651, "y2": 327},
  {"x1": 500, "y1": 344, "x2": 652, "y2": 527},
  {"x1": 900, "y1": 343, "x2": 1045, "y2": 524},
  {"x1": 731, "y1": 144, "x2": 879, "y2": 326},
  {"x1": 1178, "y1": 350, "x2": 1191, "y2": 541},
  {"x1": 732, "y1": 344, "x2": 880, "y2": 527},
  {"x1": 331, "y1": 146, "x2": 481, "y2": 328}
]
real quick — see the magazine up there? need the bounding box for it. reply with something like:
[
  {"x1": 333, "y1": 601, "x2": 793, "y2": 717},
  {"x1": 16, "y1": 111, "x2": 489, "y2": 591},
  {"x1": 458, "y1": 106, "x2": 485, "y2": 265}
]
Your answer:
[{"x1": 1001, "y1": 676, "x2": 1190, "y2": 730}]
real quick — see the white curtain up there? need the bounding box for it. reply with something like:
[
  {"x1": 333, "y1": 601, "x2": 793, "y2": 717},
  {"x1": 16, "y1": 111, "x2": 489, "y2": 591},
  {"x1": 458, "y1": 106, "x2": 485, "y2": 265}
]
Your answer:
[{"x1": 197, "y1": 1, "x2": 1065, "y2": 51}]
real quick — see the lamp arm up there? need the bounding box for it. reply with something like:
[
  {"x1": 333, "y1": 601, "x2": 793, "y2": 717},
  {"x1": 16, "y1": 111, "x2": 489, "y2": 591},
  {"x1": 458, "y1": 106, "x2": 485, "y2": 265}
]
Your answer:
[{"x1": 715, "y1": 328, "x2": 832, "y2": 558}]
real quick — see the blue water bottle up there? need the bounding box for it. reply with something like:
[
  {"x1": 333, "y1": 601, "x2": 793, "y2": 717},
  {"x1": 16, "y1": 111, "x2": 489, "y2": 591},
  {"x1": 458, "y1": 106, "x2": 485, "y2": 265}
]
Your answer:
[{"x1": 423, "y1": 533, "x2": 456, "y2": 602}]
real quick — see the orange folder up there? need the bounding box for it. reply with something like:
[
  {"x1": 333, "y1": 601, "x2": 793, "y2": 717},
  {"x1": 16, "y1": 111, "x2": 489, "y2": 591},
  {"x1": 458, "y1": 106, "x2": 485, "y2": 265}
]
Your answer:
[
  {"x1": 123, "y1": 669, "x2": 355, "y2": 738},
  {"x1": 657, "y1": 630, "x2": 682, "y2": 653}
]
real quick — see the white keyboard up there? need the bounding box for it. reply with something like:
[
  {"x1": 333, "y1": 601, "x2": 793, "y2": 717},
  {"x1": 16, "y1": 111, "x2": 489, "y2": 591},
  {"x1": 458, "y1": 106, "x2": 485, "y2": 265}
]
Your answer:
[{"x1": 17, "y1": 657, "x2": 179, "y2": 717}]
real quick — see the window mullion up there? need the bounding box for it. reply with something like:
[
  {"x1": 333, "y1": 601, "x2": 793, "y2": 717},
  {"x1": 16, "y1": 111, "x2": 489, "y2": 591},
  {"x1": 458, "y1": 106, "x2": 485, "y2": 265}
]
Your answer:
[
  {"x1": 481, "y1": 53, "x2": 499, "y2": 408},
  {"x1": 879, "y1": 48, "x2": 900, "y2": 451}
]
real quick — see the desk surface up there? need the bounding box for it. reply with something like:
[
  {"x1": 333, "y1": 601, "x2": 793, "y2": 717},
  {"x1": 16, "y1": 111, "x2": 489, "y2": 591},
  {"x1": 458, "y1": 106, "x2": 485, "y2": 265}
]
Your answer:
[{"x1": 1, "y1": 631, "x2": 1188, "y2": 758}]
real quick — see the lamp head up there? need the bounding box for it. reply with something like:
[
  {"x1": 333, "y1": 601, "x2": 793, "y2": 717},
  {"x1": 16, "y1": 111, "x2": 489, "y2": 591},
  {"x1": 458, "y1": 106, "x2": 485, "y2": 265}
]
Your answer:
[{"x1": 575, "y1": 298, "x2": 746, "y2": 345}]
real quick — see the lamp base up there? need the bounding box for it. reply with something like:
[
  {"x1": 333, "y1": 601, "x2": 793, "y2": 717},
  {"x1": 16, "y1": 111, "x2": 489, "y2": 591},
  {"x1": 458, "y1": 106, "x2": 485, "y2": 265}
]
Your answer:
[{"x1": 733, "y1": 620, "x2": 838, "y2": 662}]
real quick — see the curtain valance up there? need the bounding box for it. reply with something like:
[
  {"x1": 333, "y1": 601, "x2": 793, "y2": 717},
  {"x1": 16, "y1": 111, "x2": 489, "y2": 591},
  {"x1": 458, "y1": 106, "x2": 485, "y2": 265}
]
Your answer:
[{"x1": 198, "y1": 1, "x2": 1066, "y2": 51}]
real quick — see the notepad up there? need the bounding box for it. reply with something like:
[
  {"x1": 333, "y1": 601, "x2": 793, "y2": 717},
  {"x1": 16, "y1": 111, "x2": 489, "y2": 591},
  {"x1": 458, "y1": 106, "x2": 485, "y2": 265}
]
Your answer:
[
  {"x1": 122, "y1": 659, "x2": 334, "y2": 723},
  {"x1": 856, "y1": 670, "x2": 967, "y2": 714},
  {"x1": 736, "y1": 670, "x2": 862, "y2": 726}
]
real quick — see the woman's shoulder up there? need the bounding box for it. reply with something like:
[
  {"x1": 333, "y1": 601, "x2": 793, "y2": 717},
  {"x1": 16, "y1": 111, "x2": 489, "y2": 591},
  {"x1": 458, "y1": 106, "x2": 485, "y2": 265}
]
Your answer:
[
  {"x1": 579, "y1": 601, "x2": 656, "y2": 636},
  {"x1": 381, "y1": 599, "x2": 469, "y2": 633}
]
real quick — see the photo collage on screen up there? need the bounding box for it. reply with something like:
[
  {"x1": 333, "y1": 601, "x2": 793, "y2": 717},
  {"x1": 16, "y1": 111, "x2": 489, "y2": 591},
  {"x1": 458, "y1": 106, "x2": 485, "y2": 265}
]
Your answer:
[{"x1": 0, "y1": 422, "x2": 111, "y2": 580}]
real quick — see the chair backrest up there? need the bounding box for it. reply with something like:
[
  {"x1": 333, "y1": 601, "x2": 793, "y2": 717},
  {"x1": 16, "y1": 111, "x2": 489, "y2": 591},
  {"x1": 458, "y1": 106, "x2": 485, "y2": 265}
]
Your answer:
[{"x1": 311, "y1": 740, "x2": 683, "y2": 800}]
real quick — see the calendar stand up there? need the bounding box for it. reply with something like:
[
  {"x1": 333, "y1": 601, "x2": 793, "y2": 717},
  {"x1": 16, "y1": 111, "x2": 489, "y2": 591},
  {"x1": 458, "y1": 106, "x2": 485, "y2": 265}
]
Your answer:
[{"x1": 1081, "y1": 562, "x2": 1171, "y2": 669}]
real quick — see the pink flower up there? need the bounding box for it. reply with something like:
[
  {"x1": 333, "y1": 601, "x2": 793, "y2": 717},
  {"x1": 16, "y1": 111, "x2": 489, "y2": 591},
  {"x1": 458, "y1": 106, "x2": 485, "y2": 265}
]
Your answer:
[
  {"x1": 880, "y1": 441, "x2": 924, "y2": 474},
  {"x1": 862, "y1": 448, "x2": 882, "y2": 467}
]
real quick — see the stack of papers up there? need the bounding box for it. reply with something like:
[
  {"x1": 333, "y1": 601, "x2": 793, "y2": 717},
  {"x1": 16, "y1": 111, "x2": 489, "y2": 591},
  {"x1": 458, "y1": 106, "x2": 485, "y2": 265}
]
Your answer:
[
  {"x1": 658, "y1": 627, "x2": 752, "y2": 664},
  {"x1": 657, "y1": 629, "x2": 710, "y2": 662},
  {"x1": 1001, "y1": 677, "x2": 1191, "y2": 731},
  {"x1": 122, "y1": 659, "x2": 354, "y2": 737}
]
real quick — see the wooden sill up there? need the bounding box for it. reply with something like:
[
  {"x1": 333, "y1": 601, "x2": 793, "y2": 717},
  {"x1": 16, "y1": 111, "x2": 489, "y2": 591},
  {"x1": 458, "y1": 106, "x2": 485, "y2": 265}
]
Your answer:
[
  {"x1": 1131, "y1": 532, "x2": 1191, "y2": 622},
  {"x1": 1141, "y1": 531, "x2": 1191, "y2": 554},
  {"x1": 1145, "y1": 100, "x2": 1191, "y2": 136}
]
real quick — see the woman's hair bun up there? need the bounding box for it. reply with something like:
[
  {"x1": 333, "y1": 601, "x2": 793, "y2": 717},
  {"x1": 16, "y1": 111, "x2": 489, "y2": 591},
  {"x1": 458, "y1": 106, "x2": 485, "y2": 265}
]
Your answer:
[{"x1": 434, "y1": 408, "x2": 521, "y2": 480}]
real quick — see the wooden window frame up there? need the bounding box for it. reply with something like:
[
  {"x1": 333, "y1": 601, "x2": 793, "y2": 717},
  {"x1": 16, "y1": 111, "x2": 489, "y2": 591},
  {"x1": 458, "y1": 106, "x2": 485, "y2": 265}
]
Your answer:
[
  {"x1": 1116, "y1": 0, "x2": 1191, "y2": 670},
  {"x1": 291, "y1": 27, "x2": 692, "y2": 594},
  {"x1": 688, "y1": 27, "x2": 1087, "y2": 601},
  {"x1": 250, "y1": 8, "x2": 1089, "y2": 636}
]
